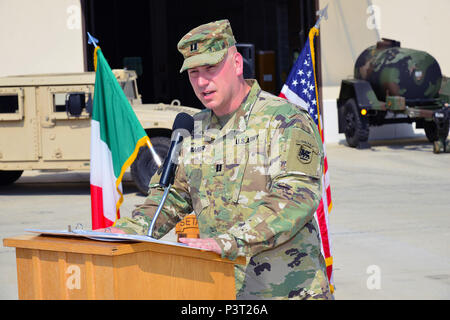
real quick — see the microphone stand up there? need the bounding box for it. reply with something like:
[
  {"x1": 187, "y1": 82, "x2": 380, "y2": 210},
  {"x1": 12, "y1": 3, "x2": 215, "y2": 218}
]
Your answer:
[
  {"x1": 144, "y1": 112, "x2": 194, "y2": 238},
  {"x1": 146, "y1": 132, "x2": 180, "y2": 238},
  {"x1": 147, "y1": 183, "x2": 172, "y2": 238}
]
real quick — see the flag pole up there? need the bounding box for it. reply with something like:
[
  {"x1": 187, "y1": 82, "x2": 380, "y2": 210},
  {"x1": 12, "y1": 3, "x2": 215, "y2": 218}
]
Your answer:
[
  {"x1": 310, "y1": 5, "x2": 335, "y2": 293},
  {"x1": 87, "y1": 32, "x2": 99, "y2": 48},
  {"x1": 308, "y1": 4, "x2": 328, "y2": 133},
  {"x1": 278, "y1": 4, "x2": 334, "y2": 294},
  {"x1": 314, "y1": 4, "x2": 328, "y2": 29},
  {"x1": 87, "y1": 32, "x2": 162, "y2": 168}
]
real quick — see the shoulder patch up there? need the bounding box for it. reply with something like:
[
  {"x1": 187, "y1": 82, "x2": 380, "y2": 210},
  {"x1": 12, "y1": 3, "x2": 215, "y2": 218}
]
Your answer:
[
  {"x1": 298, "y1": 143, "x2": 313, "y2": 164},
  {"x1": 286, "y1": 128, "x2": 322, "y2": 178}
]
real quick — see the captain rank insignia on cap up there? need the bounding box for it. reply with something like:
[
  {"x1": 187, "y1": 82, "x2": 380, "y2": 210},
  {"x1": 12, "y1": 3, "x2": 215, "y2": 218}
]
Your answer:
[{"x1": 177, "y1": 19, "x2": 236, "y2": 73}]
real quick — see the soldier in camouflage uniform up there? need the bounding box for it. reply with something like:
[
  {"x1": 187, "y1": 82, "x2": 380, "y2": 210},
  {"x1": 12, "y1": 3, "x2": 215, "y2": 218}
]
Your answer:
[{"x1": 110, "y1": 19, "x2": 332, "y2": 299}]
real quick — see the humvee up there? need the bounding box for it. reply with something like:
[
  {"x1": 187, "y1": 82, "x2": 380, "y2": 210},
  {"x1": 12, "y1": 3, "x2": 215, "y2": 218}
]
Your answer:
[
  {"x1": 0, "y1": 69, "x2": 199, "y2": 194},
  {"x1": 337, "y1": 38, "x2": 450, "y2": 151}
]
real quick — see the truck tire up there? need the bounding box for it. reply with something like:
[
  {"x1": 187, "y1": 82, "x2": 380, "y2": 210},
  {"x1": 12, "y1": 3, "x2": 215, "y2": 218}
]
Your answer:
[
  {"x1": 0, "y1": 170, "x2": 23, "y2": 186},
  {"x1": 131, "y1": 136, "x2": 170, "y2": 195},
  {"x1": 424, "y1": 121, "x2": 449, "y2": 142},
  {"x1": 343, "y1": 98, "x2": 369, "y2": 148}
]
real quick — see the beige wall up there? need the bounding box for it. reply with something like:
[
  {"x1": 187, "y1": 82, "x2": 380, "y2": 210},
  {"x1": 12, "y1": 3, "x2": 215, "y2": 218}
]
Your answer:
[
  {"x1": 320, "y1": 0, "x2": 379, "y2": 93},
  {"x1": 0, "y1": 0, "x2": 85, "y2": 77}
]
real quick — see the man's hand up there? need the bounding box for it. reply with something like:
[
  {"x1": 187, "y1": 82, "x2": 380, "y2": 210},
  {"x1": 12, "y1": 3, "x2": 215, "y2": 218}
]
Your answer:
[
  {"x1": 93, "y1": 227, "x2": 126, "y2": 234},
  {"x1": 179, "y1": 237, "x2": 222, "y2": 255}
]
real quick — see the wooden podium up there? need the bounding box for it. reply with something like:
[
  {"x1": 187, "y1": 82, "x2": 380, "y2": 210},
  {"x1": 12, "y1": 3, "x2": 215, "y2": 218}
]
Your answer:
[{"x1": 3, "y1": 234, "x2": 245, "y2": 300}]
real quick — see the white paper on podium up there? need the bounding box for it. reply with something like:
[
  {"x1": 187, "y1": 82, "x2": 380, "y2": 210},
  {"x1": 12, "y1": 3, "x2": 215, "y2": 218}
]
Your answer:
[{"x1": 25, "y1": 228, "x2": 207, "y2": 251}]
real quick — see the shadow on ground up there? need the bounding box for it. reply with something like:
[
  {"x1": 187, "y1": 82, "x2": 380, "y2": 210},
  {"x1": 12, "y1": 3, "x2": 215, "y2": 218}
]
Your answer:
[{"x1": 337, "y1": 137, "x2": 433, "y2": 153}]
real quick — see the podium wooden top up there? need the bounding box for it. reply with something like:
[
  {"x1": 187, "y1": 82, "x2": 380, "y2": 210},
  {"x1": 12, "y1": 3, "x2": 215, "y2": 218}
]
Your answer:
[{"x1": 3, "y1": 234, "x2": 245, "y2": 265}]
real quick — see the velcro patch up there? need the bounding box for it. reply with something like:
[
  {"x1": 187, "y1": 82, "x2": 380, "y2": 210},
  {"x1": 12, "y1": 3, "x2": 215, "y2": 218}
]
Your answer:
[{"x1": 286, "y1": 128, "x2": 322, "y2": 178}]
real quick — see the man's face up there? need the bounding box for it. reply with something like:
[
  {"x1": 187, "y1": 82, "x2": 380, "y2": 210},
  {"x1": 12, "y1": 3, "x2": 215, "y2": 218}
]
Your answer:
[{"x1": 187, "y1": 50, "x2": 240, "y2": 114}]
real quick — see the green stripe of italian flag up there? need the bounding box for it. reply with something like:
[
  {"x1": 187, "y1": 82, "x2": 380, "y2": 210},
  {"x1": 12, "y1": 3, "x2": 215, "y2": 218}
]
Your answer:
[{"x1": 90, "y1": 48, "x2": 150, "y2": 229}]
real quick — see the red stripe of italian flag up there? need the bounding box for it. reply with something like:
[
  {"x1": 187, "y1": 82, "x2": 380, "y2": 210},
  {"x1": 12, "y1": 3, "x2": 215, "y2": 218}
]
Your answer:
[{"x1": 90, "y1": 47, "x2": 150, "y2": 230}]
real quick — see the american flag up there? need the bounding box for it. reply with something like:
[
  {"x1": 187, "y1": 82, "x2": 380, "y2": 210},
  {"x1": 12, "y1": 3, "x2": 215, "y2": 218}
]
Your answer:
[{"x1": 279, "y1": 27, "x2": 334, "y2": 293}]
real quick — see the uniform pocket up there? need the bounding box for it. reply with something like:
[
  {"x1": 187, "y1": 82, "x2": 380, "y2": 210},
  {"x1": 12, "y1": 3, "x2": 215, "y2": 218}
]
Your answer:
[
  {"x1": 187, "y1": 164, "x2": 210, "y2": 215},
  {"x1": 225, "y1": 132, "x2": 250, "y2": 203},
  {"x1": 191, "y1": 192, "x2": 210, "y2": 216}
]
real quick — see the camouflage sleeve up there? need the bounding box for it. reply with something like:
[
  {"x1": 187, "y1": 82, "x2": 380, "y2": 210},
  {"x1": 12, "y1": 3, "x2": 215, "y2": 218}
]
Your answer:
[
  {"x1": 214, "y1": 110, "x2": 324, "y2": 260},
  {"x1": 114, "y1": 141, "x2": 194, "y2": 238}
]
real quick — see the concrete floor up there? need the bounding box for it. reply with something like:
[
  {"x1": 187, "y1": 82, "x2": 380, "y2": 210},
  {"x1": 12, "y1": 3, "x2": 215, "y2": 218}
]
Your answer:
[{"x1": 1, "y1": 137, "x2": 449, "y2": 300}]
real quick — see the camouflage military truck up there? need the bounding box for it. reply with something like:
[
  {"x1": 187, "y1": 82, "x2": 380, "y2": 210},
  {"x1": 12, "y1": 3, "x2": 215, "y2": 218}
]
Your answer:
[
  {"x1": 337, "y1": 38, "x2": 450, "y2": 151},
  {"x1": 0, "y1": 69, "x2": 199, "y2": 194}
]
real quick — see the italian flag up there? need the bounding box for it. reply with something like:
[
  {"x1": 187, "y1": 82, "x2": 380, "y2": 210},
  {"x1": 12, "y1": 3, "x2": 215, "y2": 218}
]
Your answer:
[{"x1": 90, "y1": 47, "x2": 150, "y2": 229}]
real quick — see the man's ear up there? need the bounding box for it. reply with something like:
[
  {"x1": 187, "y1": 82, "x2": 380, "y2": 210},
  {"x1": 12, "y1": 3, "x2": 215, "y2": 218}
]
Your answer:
[{"x1": 234, "y1": 52, "x2": 244, "y2": 77}]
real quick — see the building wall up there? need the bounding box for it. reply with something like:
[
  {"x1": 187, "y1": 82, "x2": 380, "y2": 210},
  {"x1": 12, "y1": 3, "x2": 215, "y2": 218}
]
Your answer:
[
  {"x1": 0, "y1": 0, "x2": 85, "y2": 77},
  {"x1": 319, "y1": 0, "x2": 450, "y2": 143}
]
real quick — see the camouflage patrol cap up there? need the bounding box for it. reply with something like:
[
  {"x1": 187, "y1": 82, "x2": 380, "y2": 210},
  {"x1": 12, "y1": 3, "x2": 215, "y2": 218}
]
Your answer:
[{"x1": 177, "y1": 19, "x2": 236, "y2": 73}]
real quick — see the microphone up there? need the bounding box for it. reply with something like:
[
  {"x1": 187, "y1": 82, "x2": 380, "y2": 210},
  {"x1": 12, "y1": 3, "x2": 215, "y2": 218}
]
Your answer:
[
  {"x1": 147, "y1": 112, "x2": 194, "y2": 238},
  {"x1": 159, "y1": 112, "x2": 194, "y2": 187}
]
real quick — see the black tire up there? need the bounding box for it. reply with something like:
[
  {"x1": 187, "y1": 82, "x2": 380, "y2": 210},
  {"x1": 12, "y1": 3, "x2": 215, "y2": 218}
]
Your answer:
[
  {"x1": 131, "y1": 136, "x2": 170, "y2": 195},
  {"x1": 0, "y1": 170, "x2": 23, "y2": 186},
  {"x1": 424, "y1": 120, "x2": 449, "y2": 142},
  {"x1": 343, "y1": 98, "x2": 369, "y2": 148}
]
